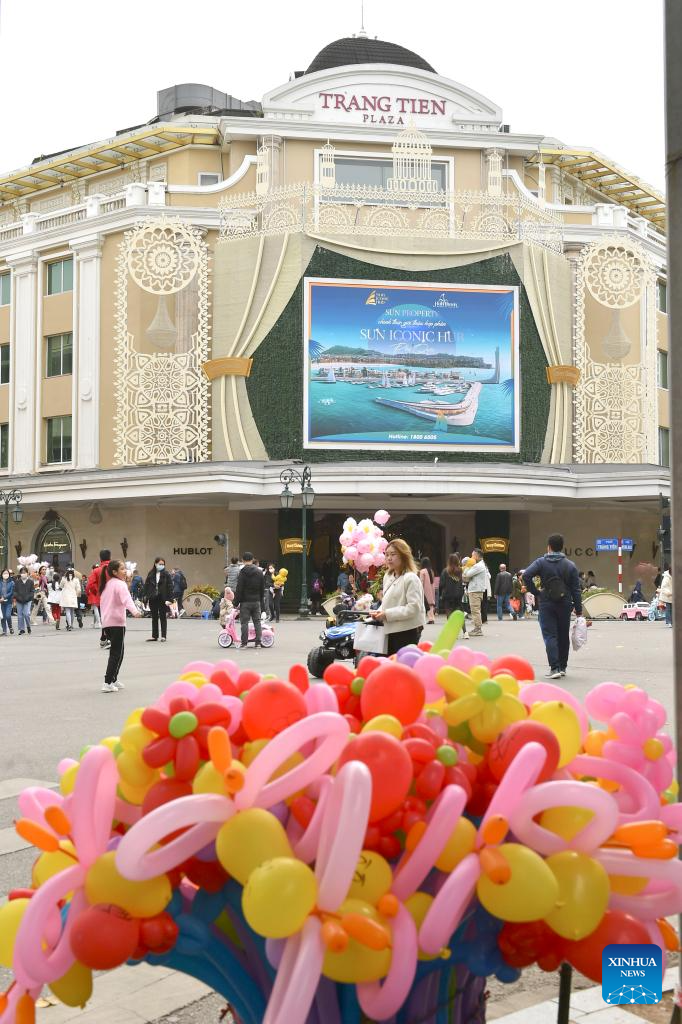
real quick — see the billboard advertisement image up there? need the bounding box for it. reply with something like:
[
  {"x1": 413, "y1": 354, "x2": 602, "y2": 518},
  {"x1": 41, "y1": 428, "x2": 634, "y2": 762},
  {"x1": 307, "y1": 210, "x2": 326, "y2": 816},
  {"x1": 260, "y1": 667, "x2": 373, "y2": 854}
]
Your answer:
[{"x1": 303, "y1": 277, "x2": 520, "y2": 452}]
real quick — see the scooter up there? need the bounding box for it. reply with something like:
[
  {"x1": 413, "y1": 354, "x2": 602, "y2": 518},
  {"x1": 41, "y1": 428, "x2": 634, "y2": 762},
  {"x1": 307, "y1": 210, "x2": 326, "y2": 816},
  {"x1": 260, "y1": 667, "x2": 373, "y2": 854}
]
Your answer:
[{"x1": 218, "y1": 609, "x2": 275, "y2": 649}]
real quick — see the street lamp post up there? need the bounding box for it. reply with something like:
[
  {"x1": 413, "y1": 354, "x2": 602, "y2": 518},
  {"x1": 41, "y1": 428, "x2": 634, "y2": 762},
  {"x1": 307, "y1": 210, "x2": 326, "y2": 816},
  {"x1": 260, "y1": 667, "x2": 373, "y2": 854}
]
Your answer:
[
  {"x1": 0, "y1": 489, "x2": 23, "y2": 571},
  {"x1": 280, "y1": 466, "x2": 314, "y2": 619}
]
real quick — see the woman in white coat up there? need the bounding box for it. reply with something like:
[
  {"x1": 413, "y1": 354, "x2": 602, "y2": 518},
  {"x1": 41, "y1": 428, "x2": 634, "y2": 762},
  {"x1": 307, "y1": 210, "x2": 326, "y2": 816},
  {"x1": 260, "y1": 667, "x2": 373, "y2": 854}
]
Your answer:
[
  {"x1": 660, "y1": 565, "x2": 673, "y2": 627},
  {"x1": 59, "y1": 568, "x2": 81, "y2": 631},
  {"x1": 369, "y1": 538, "x2": 426, "y2": 655}
]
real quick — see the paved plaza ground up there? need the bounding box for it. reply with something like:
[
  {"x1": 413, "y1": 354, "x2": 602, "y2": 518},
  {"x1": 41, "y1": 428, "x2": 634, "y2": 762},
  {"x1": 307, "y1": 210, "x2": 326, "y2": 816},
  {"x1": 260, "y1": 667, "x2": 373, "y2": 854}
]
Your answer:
[{"x1": 0, "y1": 612, "x2": 677, "y2": 1023}]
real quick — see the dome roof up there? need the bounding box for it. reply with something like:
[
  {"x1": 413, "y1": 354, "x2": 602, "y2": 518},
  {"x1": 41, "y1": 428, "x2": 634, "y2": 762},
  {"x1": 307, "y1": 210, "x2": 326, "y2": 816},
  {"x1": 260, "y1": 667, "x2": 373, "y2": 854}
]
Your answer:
[{"x1": 305, "y1": 36, "x2": 435, "y2": 76}]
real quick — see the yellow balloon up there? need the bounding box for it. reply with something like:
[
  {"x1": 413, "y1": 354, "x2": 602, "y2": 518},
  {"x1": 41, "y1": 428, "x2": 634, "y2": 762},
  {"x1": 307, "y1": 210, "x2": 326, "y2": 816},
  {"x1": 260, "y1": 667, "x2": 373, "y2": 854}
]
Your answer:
[
  {"x1": 530, "y1": 701, "x2": 582, "y2": 767},
  {"x1": 0, "y1": 898, "x2": 29, "y2": 966},
  {"x1": 241, "y1": 739, "x2": 303, "y2": 777},
  {"x1": 477, "y1": 844, "x2": 559, "y2": 922},
  {"x1": 179, "y1": 671, "x2": 208, "y2": 686},
  {"x1": 435, "y1": 817, "x2": 477, "y2": 873},
  {"x1": 361, "y1": 715, "x2": 403, "y2": 739},
  {"x1": 216, "y1": 809, "x2": 293, "y2": 885},
  {"x1": 85, "y1": 852, "x2": 171, "y2": 918},
  {"x1": 120, "y1": 723, "x2": 154, "y2": 753},
  {"x1": 540, "y1": 806, "x2": 593, "y2": 842},
  {"x1": 60, "y1": 763, "x2": 79, "y2": 795},
  {"x1": 405, "y1": 892, "x2": 438, "y2": 961},
  {"x1": 544, "y1": 851, "x2": 609, "y2": 940},
  {"x1": 322, "y1": 899, "x2": 391, "y2": 982},
  {"x1": 610, "y1": 874, "x2": 649, "y2": 896},
  {"x1": 117, "y1": 750, "x2": 157, "y2": 789},
  {"x1": 117, "y1": 777, "x2": 150, "y2": 806},
  {"x1": 124, "y1": 707, "x2": 145, "y2": 728},
  {"x1": 49, "y1": 960, "x2": 93, "y2": 1008},
  {"x1": 33, "y1": 842, "x2": 77, "y2": 889},
  {"x1": 348, "y1": 851, "x2": 393, "y2": 904},
  {"x1": 243, "y1": 857, "x2": 317, "y2": 938},
  {"x1": 194, "y1": 762, "x2": 231, "y2": 797},
  {"x1": 99, "y1": 736, "x2": 120, "y2": 752}
]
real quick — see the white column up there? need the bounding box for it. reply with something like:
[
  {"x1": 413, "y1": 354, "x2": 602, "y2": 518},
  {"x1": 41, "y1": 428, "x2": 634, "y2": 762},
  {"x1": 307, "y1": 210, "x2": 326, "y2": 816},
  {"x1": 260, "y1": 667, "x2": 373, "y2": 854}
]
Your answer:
[
  {"x1": 71, "y1": 235, "x2": 102, "y2": 470},
  {"x1": 7, "y1": 252, "x2": 38, "y2": 474}
]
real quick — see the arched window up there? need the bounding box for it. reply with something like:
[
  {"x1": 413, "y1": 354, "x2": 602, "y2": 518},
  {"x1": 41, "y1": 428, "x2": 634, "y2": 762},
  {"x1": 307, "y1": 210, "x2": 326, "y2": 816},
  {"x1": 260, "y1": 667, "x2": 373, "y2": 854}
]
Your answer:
[{"x1": 35, "y1": 519, "x2": 73, "y2": 571}]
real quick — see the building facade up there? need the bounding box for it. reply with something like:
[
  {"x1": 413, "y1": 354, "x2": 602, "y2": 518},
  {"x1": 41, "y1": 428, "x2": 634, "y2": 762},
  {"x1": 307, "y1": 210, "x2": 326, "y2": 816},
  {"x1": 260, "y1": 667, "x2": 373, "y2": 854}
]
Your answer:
[{"x1": 0, "y1": 34, "x2": 670, "y2": 595}]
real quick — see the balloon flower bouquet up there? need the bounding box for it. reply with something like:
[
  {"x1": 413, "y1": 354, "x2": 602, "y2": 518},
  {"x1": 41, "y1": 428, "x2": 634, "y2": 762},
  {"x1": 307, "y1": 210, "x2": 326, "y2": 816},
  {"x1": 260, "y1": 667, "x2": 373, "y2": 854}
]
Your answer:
[
  {"x1": 339, "y1": 510, "x2": 390, "y2": 576},
  {"x1": 1, "y1": 611, "x2": 681, "y2": 1024}
]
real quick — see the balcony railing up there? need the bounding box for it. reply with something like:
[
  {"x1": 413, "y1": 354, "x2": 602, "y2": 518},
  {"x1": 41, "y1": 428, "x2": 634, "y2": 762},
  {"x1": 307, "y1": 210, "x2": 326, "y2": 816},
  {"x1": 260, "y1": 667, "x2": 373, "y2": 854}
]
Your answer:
[{"x1": 218, "y1": 181, "x2": 565, "y2": 254}]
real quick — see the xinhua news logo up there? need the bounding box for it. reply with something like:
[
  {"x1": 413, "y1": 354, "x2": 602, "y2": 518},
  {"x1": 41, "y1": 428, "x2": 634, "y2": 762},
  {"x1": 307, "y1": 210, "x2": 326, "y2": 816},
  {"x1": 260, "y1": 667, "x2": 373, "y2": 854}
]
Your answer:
[{"x1": 602, "y1": 944, "x2": 662, "y2": 1005}]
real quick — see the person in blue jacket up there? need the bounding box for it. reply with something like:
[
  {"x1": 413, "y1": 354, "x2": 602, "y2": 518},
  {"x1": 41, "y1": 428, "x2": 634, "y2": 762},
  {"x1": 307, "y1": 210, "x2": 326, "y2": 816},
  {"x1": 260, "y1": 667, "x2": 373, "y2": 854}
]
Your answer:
[
  {"x1": 0, "y1": 568, "x2": 15, "y2": 636},
  {"x1": 523, "y1": 533, "x2": 582, "y2": 680}
]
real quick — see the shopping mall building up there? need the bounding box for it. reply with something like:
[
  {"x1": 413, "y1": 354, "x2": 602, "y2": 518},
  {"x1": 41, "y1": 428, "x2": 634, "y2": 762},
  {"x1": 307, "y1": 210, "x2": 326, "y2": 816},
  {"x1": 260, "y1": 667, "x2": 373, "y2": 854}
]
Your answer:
[{"x1": 0, "y1": 33, "x2": 670, "y2": 596}]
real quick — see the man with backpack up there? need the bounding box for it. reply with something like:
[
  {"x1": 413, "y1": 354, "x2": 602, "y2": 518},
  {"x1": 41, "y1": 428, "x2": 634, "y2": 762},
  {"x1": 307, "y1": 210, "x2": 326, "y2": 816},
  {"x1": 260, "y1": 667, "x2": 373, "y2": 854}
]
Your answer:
[{"x1": 523, "y1": 534, "x2": 583, "y2": 679}]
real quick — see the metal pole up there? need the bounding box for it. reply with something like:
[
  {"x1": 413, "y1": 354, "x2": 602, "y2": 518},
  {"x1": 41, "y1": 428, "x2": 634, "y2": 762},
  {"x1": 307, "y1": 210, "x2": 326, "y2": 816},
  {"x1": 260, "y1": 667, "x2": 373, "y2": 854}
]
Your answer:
[
  {"x1": 618, "y1": 537, "x2": 623, "y2": 595},
  {"x1": 299, "y1": 500, "x2": 309, "y2": 618},
  {"x1": 557, "y1": 962, "x2": 573, "y2": 1024},
  {"x1": 665, "y1": 3, "x2": 682, "y2": 1020},
  {"x1": 2, "y1": 499, "x2": 7, "y2": 572}
]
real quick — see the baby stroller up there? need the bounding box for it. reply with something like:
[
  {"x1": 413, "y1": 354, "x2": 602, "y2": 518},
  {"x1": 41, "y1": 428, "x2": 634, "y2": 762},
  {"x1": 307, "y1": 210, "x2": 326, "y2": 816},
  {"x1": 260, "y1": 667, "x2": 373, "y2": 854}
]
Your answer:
[{"x1": 218, "y1": 608, "x2": 275, "y2": 649}]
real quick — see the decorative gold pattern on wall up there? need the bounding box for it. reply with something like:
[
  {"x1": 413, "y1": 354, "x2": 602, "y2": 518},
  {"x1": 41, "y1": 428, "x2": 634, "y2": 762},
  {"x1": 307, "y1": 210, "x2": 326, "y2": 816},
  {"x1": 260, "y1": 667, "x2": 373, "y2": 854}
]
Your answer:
[
  {"x1": 113, "y1": 218, "x2": 210, "y2": 466},
  {"x1": 573, "y1": 237, "x2": 655, "y2": 464}
]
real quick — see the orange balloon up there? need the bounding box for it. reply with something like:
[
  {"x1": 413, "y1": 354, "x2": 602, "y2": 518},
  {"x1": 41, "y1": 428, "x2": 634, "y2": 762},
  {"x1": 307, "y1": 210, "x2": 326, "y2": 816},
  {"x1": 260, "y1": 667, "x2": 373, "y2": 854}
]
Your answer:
[
  {"x1": 480, "y1": 847, "x2": 511, "y2": 885},
  {"x1": 341, "y1": 912, "x2": 391, "y2": 951},
  {"x1": 16, "y1": 994, "x2": 36, "y2": 1024},
  {"x1": 322, "y1": 920, "x2": 349, "y2": 953},
  {"x1": 15, "y1": 819, "x2": 59, "y2": 852},
  {"x1": 208, "y1": 727, "x2": 232, "y2": 774},
  {"x1": 43, "y1": 806, "x2": 72, "y2": 837},
  {"x1": 657, "y1": 918, "x2": 680, "y2": 951},
  {"x1": 242, "y1": 681, "x2": 307, "y2": 740},
  {"x1": 360, "y1": 663, "x2": 425, "y2": 726}
]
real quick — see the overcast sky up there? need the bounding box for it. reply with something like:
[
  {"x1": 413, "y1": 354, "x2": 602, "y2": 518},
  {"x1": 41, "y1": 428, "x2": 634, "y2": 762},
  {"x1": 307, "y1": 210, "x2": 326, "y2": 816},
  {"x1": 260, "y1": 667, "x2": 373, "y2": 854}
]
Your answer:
[{"x1": 0, "y1": 0, "x2": 666, "y2": 192}]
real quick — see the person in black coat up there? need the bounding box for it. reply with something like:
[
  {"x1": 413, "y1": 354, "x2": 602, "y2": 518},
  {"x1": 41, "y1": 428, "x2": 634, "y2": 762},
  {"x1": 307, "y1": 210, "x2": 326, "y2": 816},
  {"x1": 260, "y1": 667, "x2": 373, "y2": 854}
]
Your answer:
[
  {"x1": 143, "y1": 557, "x2": 173, "y2": 642},
  {"x1": 234, "y1": 552, "x2": 265, "y2": 648}
]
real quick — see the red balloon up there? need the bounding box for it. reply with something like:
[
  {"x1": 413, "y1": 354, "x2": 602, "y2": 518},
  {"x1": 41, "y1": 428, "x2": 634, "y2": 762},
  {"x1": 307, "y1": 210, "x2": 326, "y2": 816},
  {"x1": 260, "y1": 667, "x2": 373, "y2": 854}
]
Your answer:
[
  {"x1": 490, "y1": 655, "x2": 535, "y2": 682},
  {"x1": 194, "y1": 702, "x2": 231, "y2": 726},
  {"x1": 323, "y1": 662, "x2": 355, "y2": 687},
  {"x1": 360, "y1": 663, "x2": 425, "y2": 725},
  {"x1": 288, "y1": 664, "x2": 310, "y2": 693},
  {"x1": 236, "y1": 670, "x2": 261, "y2": 693},
  {"x1": 242, "y1": 680, "x2": 307, "y2": 740},
  {"x1": 140, "y1": 912, "x2": 178, "y2": 953},
  {"x1": 142, "y1": 778, "x2": 192, "y2": 817},
  {"x1": 70, "y1": 905, "x2": 140, "y2": 970},
  {"x1": 338, "y1": 732, "x2": 413, "y2": 822},
  {"x1": 209, "y1": 669, "x2": 240, "y2": 697},
  {"x1": 175, "y1": 735, "x2": 200, "y2": 781},
  {"x1": 488, "y1": 721, "x2": 561, "y2": 784},
  {"x1": 182, "y1": 856, "x2": 229, "y2": 893},
  {"x1": 355, "y1": 656, "x2": 383, "y2": 679},
  {"x1": 499, "y1": 920, "x2": 563, "y2": 971},
  {"x1": 142, "y1": 735, "x2": 176, "y2": 770},
  {"x1": 564, "y1": 911, "x2": 651, "y2": 983},
  {"x1": 415, "y1": 759, "x2": 445, "y2": 800}
]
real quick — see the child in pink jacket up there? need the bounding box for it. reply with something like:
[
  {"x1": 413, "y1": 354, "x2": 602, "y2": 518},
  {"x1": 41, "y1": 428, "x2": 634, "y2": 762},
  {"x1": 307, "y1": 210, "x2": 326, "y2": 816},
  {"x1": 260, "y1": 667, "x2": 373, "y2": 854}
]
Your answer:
[{"x1": 99, "y1": 560, "x2": 141, "y2": 693}]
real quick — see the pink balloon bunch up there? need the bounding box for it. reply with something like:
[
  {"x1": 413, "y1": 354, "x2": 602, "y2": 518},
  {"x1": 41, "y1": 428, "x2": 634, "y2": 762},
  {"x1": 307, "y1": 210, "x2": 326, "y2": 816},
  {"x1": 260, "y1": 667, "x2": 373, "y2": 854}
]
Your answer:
[{"x1": 338, "y1": 511, "x2": 390, "y2": 573}]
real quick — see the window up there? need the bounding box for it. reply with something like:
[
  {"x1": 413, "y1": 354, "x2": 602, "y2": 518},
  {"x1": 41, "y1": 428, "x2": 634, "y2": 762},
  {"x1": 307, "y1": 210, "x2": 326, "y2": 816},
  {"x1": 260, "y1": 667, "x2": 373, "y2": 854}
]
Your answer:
[
  {"x1": 0, "y1": 273, "x2": 9, "y2": 306},
  {"x1": 657, "y1": 280, "x2": 667, "y2": 313},
  {"x1": 658, "y1": 350, "x2": 669, "y2": 390},
  {"x1": 0, "y1": 423, "x2": 7, "y2": 469},
  {"x1": 46, "y1": 416, "x2": 72, "y2": 464},
  {"x1": 46, "y1": 257, "x2": 73, "y2": 296},
  {"x1": 659, "y1": 427, "x2": 670, "y2": 468},
  {"x1": 0, "y1": 345, "x2": 8, "y2": 385},
  {"x1": 45, "y1": 333, "x2": 73, "y2": 377},
  {"x1": 332, "y1": 156, "x2": 448, "y2": 192},
  {"x1": 198, "y1": 172, "x2": 221, "y2": 187}
]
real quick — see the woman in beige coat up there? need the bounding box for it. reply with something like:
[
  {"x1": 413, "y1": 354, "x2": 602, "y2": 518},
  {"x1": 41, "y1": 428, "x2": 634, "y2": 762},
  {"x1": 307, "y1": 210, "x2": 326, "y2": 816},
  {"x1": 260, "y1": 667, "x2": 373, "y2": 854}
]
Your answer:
[
  {"x1": 369, "y1": 539, "x2": 426, "y2": 655},
  {"x1": 59, "y1": 569, "x2": 81, "y2": 631}
]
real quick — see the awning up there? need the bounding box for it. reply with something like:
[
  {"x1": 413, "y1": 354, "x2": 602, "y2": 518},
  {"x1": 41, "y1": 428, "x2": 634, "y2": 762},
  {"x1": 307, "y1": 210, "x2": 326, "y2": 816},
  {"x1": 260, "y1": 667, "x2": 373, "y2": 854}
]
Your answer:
[
  {"x1": 0, "y1": 123, "x2": 219, "y2": 202},
  {"x1": 529, "y1": 147, "x2": 666, "y2": 229}
]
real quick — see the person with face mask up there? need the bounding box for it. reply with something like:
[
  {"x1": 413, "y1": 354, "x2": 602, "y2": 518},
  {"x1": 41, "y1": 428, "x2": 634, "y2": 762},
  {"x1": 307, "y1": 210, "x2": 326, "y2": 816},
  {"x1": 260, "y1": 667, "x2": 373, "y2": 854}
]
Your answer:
[
  {"x1": 59, "y1": 568, "x2": 81, "y2": 632},
  {"x1": 143, "y1": 557, "x2": 172, "y2": 642},
  {"x1": 14, "y1": 567, "x2": 35, "y2": 635},
  {"x1": 0, "y1": 569, "x2": 15, "y2": 636}
]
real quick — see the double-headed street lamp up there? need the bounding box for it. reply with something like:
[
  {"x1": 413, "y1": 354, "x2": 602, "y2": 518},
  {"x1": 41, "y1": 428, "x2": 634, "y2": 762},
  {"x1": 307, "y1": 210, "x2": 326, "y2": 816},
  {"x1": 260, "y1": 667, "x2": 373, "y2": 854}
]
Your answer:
[
  {"x1": 280, "y1": 465, "x2": 315, "y2": 618},
  {"x1": 0, "y1": 489, "x2": 23, "y2": 571}
]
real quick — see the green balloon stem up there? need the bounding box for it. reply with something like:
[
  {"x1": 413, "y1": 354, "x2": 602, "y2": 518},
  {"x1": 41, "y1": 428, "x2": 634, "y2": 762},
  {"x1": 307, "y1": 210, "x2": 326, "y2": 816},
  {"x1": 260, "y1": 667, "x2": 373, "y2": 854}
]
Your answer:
[
  {"x1": 432, "y1": 610, "x2": 465, "y2": 654},
  {"x1": 350, "y1": 677, "x2": 365, "y2": 696}
]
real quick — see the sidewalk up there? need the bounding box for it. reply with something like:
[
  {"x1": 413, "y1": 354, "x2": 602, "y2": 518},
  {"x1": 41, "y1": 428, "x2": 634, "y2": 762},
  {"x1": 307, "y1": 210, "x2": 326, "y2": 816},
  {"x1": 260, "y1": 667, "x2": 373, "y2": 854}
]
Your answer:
[{"x1": 490, "y1": 967, "x2": 678, "y2": 1024}]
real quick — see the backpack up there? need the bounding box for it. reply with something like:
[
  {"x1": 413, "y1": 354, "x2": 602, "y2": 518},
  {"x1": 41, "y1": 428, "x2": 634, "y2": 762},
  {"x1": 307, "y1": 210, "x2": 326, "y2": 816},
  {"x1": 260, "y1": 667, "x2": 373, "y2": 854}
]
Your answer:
[{"x1": 544, "y1": 566, "x2": 568, "y2": 601}]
